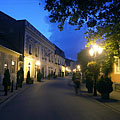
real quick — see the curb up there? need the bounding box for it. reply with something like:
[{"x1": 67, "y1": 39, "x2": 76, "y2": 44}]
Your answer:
[
  {"x1": 0, "y1": 85, "x2": 31, "y2": 109},
  {"x1": 79, "y1": 92, "x2": 120, "y2": 114},
  {"x1": 68, "y1": 80, "x2": 120, "y2": 114},
  {"x1": 81, "y1": 90, "x2": 120, "y2": 114}
]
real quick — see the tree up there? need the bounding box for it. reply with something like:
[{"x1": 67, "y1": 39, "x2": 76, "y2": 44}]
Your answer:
[
  {"x1": 85, "y1": 70, "x2": 94, "y2": 93},
  {"x1": 37, "y1": 70, "x2": 42, "y2": 82},
  {"x1": 85, "y1": 23, "x2": 120, "y2": 58},
  {"x1": 2, "y1": 69, "x2": 11, "y2": 96},
  {"x1": 44, "y1": 0, "x2": 120, "y2": 56},
  {"x1": 26, "y1": 71, "x2": 33, "y2": 84},
  {"x1": 87, "y1": 61, "x2": 100, "y2": 96},
  {"x1": 97, "y1": 76, "x2": 113, "y2": 99},
  {"x1": 100, "y1": 54, "x2": 114, "y2": 77},
  {"x1": 44, "y1": 0, "x2": 120, "y2": 31},
  {"x1": 85, "y1": 28, "x2": 116, "y2": 77},
  {"x1": 44, "y1": 0, "x2": 120, "y2": 77},
  {"x1": 87, "y1": 61, "x2": 100, "y2": 78},
  {"x1": 77, "y1": 48, "x2": 92, "y2": 73},
  {"x1": 17, "y1": 67, "x2": 24, "y2": 88}
]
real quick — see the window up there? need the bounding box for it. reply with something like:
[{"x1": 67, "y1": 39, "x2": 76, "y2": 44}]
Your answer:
[
  {"x1": 38, "y1": 46, "x2": 39, "y2": 57},
  {"x1": 12, "y1": 61, "x2": 15, "y2": 73},
  {"x1": 115, "y1": 57, "x2": 120, "y2": 73},
  {"x1": 29, "y1": 44, "x2": 32, "y2": 54},
  {"x1": 4, "y1": 63, "x2": 8, "y2": 71},
  {"x1": 35, "y1": 47, "x2": 38, "y2": 57},
  {"x1": 42, "y1": 48, "x2": 44, "y2": 59}
]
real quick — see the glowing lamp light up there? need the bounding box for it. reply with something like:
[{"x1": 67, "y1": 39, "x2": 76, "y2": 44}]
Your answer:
[
  {"x1": 89, "y1": 48, "x2": 94, "y2": 56},
  {"x1": 4, "y1": 64, "x2": 7, "y2": 67},
  {"x1": 73, "y1": 69, "x2": 76, "y2": 72},
  {"x1": 98, "y1": 47, "x2": 103, "y2": 54},
  {"x1": 4, "y1": 63, "x2": 8, "y2": 69},
  {"x1": 77, "y1": 65, "x2": 80, "y2": 70},
  {"x1": 93, "y1": 45, "x2": 99, "y2": 52},
  {"x1": 36, "y1": 61, "x2": 40, "y2": 66},
  {"x1": 62, "y1": 66, "x2": 65, "y2": 72},
  {"x1": 12, "y1": 61, "x2": 15, "y2": 66}
]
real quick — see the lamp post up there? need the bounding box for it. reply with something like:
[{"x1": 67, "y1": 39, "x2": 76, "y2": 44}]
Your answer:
[{"x1": 89, "y1": 44, "x2": 103, "y2": 96}]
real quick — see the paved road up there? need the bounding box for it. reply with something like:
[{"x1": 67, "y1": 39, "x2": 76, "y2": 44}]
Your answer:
[{"x1": 0, "y1": 77, "x2": 120, "y2": 120}]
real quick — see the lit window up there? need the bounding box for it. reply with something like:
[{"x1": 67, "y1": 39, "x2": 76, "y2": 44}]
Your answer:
[
  {"x1": 4, "y1": 63, "x2": 8, "y2": 71},
  {"x1": 115, "y1": 57, "x2": 120, "y2": 73},
  {"x1": 12, "y1": 61, "x2": 15, "y2": 73}
]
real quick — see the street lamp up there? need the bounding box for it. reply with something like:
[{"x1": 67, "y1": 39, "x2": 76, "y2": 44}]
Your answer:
[
  {"x1": 77, "y1": 65, "x2": 80, "y2": 71},
  {"x1": 89, "y1": 45, "x2": 103, "y2": 58},
  {"x1": 89, "y1": 44, "x2": 103, "y2": 96}
]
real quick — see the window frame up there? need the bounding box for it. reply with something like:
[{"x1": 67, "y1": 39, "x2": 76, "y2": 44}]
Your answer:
[{"x1": 115, "y1": 57, "x2": 120, "y2": 74}]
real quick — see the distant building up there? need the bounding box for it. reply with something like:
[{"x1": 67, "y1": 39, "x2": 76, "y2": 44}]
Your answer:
[
  {"x1": 54, "y1": 45, "x2": 65, "y2": 76},
  {"x1": 65, "y1": 58, "x2": 76, "y2": 72}
]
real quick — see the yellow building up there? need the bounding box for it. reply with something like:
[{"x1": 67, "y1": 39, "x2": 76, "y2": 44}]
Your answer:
[
  {"x1": 0, "y1": 45, "x2": 21, "y2": 84},
  {"x1": 111, "y1": 57, "x2": 120, "y2": 90}
]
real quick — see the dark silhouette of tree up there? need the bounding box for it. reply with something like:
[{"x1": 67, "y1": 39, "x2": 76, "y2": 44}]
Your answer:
[
  {"x1": 44, "y1": 0, "x2": 120, "y2": 31},
  {"x1": 2, "y1": 69, "x2": 11, "y2": 96}
]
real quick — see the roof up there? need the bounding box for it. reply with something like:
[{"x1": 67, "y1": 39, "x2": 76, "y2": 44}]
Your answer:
[
  {"x1": 65, "y1": 58, "x2": 76, "y2": 66},
  {"x1": 24, "y1": 20, "x2": 55, "y2": 48},
  {"x1": 55, "y1": 45, "x2": 65, "y2": 58},
  {"x1": 0, "y1": 33, "x2": 21, "y2": 53}
]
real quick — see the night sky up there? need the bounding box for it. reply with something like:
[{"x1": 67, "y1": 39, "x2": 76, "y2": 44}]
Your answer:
[{"x1": 0, "y1": 0, "x2": 87, "y2": 60}]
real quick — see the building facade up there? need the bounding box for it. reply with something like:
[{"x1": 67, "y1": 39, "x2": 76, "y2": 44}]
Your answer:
[
  {"x1": 54, "y1": 45, "x2": 65, "y2": 76},
  {"x1": 0, "y1": 45, "x2": 21, "y2": 84},
  {"x1": 65, "y1": 58, "x2": 76, "y2": 72},
  {"x1": 111, "y1": 56, "x2": 120, "y2": 90},
  {"x1": 0, "y1": 11, "x2": 65, "y2": 82},
  {"x1": 23, "y1": 20, "x2": 56, "y2": 79}
]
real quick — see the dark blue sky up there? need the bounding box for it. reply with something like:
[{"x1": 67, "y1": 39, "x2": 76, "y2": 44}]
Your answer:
[{"x1": 0, "y1": 0, "x2": 87, "y2": 60}]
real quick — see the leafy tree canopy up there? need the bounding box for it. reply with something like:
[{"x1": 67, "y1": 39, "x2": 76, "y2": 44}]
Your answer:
[
  {"x1": 44, "y1": 0, "x2": 120, "y2": 31},
  {"x1": 44, "y1": 0, "x2": 120, "y2": 76}
]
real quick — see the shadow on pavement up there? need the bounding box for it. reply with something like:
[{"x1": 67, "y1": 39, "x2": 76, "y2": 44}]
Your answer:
[{"x1": 96, "y1": 98, "x2": 119, "y2": 103}]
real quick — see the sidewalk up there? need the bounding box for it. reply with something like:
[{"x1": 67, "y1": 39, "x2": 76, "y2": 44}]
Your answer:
[
  {"x1": 0, "y1": 83, "x2": 32, "y2": 106},
  {"x1": 80, "y1": 83, "x2": 120, "y2": 113},
  {"x1": 0, "y1": 78, "x2": 52, "y2": 107}
]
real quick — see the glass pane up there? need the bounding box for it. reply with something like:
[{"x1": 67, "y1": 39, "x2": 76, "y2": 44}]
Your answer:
[{"x1": 115, "y1": 58, "x2": 120, "y2": 72}]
